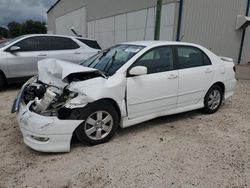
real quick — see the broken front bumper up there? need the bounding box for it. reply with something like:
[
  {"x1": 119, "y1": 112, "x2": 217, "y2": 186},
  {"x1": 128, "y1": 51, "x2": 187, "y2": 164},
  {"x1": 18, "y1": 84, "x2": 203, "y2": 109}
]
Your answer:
[{"x1": 16, "y1": 101, "x2": 84, "y2": 152}]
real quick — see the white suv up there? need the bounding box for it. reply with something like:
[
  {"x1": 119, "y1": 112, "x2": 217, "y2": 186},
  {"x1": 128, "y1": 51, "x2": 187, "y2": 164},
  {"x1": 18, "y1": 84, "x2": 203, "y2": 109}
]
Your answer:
[{"x1": 0, "y1": 34, "x2": 101, "y2": 90}]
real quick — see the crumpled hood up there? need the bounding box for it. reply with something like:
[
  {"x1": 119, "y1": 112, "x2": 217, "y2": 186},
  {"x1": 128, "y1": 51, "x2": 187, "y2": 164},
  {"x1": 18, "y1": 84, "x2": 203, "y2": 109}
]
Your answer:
[{"x1": 38, "y1": 58, "x2": 98, "y2": 87}]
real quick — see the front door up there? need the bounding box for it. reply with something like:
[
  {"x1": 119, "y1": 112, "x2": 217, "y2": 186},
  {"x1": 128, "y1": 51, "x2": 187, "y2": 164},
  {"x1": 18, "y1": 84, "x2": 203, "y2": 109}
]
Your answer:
[
  {"x1": 6, "y1": 36, "x2": 49, "y2": 78},
  {"x1": 126, "y1": 46, "x2": 178, "y2": 119}
]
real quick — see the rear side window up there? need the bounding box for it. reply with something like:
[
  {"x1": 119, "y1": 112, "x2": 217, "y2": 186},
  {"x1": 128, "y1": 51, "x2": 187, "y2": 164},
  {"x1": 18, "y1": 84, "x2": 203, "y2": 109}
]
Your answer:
[
  {"x1": 77, "y1": 38, "x2": 101, "y2": 50},
  {"x1": 48, "y1": 36, "x2": 79, "y2": 50},
  {"x1": 13, "y1": 36, "x2": 50, "y2": 51},
  {"x1": 176, "y1": 46, "x2": 211, "y2": 69}
]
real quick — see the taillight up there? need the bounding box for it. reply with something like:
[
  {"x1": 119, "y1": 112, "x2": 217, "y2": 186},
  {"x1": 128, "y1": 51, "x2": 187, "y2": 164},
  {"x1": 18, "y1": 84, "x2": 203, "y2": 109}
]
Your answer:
[{"x1": 233, "y1": 66, "x2": 236, "y2": 72}]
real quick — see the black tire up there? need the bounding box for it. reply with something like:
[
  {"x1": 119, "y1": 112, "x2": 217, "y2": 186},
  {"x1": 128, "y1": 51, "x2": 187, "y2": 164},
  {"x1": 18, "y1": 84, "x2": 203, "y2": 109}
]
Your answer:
[
  {"x1": 202, "y1": 85, "x2": 223, "y2": 114},
  {"x1": 0, "y1": 74, "x2": 5, "y2": 91},
  {"x1": 75, "y1": 100, "x2": 119, "y2": 146}
]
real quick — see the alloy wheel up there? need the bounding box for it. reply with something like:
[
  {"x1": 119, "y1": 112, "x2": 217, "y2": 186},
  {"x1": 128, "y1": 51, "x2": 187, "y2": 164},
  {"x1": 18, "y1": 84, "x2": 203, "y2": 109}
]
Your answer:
[
  {"x1": 84, "y1": 111, "x2": 113, "y2": 141},
  {"x1": 208, "y1": 89, "x2": 221, "y2": 110}
]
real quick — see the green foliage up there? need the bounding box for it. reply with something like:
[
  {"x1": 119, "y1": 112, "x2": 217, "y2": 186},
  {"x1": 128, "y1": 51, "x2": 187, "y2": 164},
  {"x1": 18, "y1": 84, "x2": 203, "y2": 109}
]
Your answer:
[
  {"x1": 21, "y1": 20, "x2": 47, "y2": 35},
  {"x1": 7, "y1": 21, "x2": 21, "y2": 38},
  {"x1": 6, "y1": 20, "x2": 47, "y2": 38},
  {"x1": 0, "y1": 27, "x2": 8, "y2": 38}
]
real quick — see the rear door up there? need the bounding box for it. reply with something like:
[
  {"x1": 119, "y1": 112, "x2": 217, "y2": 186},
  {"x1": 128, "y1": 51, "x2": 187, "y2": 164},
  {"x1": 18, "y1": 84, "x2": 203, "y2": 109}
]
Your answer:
[
  {"x1": 6, "y1": 36, "x2": 49, "y2": 78},
  {"x1": 174, "y1": 45, "x2": 214, "y2": 107},
  {"x1": 48, "y1": 36, "x2": 84, "y2": 63}
]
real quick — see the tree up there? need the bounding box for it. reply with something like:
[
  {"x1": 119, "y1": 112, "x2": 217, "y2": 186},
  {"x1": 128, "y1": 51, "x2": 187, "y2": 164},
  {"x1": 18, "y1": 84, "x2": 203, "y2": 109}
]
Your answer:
[
  {"x1": 6, "y1": 20, "x2": 47, "y2": 38},
  {"x1": 21, "y1": 20, "x2": 47, "y2": 34},
  {"x1": 8, "y1": 21, "x2": 21, "y2": 38},
  {"x1": 0, "y1": 27, "x2": 8, "y2": 38}
]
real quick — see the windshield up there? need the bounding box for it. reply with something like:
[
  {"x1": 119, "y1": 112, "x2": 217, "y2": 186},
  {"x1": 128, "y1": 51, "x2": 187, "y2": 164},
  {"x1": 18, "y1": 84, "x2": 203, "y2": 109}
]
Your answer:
[
  {"x1": 0, "y1": 35, "x2": 24, "y2": 48},
  {"x1": 81, "y1": 44, "x2": 145, "y2": 76}
]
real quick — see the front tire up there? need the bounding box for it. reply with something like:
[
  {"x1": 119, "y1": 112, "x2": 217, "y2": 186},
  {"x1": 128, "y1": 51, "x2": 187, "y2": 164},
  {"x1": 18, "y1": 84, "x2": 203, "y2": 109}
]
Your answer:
[
  {"x1": 202, "y1": 85, "x2": 223, "y2": 114},
  {"x1": 75, "y1": 100, "x2": 119, "y2": 146},
  {"x1": 0, "y1": 74, "x2": 5, "y2": 91}
]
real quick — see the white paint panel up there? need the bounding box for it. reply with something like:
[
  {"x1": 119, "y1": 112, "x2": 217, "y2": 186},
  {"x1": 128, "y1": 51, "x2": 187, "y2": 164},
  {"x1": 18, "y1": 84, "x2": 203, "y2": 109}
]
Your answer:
[
  {"x1": 144, "y1": 7, "x2": 156, "y2": 40},
  {"x1": 180, "y1": 0, "x2": 246, "y2": 63},
  {"x1": 161, "y1": 3, "x2": 175, "y2": 26},
  {"x1": 127, "y1": 29, "x2": 145, "y2": 41},
  {"x1": 115, "y1": 30, "x2": 127, "y2": 44},
  {"x1": 47, "y1": 30, "x2": 54, "y2": 34},
  {"x1": 127, "y1": 9, "x2": 147, "y2": 29},
  {"x1": 115, "y1": 14, "x2": 126, "y2": 31},
  {"x1": 87, "y1": 22, "x2": 94, "y2": 39},
  {"x1": 160, "y1": 26, "x2": 174, "y2": 40},
  {"x1": 94, "y1": 20, "x2": 100, "y2": 41},
  {"x1": 55, "y1": 7, "x2": 86, "y2": 37},
  {"x1": 99, "y1": 17, "x2": 115, "y2": 32},
  {"x1": 115, "y1": 14, "x2": 127, "y2": 43},
  {"x1": 87, "y1": 3, "x2": 176, "y2": 48},
  {"x1": 242, "y1": 28, "x2": 250, "y2": 64},
  {"x1": 100, "y1": 17, "x2": 115, "y2": 48},
  {"x1": 241, "y1": 3, "x2": 250, "y2": 64}
]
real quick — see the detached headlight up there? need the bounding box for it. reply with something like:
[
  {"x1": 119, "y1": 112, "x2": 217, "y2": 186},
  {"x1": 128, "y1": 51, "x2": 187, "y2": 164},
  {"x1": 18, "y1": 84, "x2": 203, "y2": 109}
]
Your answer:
[{"x1": 25, "y1": 75, "x2": 38, "y2": 85}]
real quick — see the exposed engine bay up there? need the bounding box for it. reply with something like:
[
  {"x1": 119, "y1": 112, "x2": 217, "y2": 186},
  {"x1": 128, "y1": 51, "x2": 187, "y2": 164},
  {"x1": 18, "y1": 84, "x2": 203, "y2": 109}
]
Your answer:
[
  {"x1": 21, "y1": 71, "x2": 104, "y2": 119},
  {"x1": 23, "y1": 81, "x2": 77, "y2": 117}
]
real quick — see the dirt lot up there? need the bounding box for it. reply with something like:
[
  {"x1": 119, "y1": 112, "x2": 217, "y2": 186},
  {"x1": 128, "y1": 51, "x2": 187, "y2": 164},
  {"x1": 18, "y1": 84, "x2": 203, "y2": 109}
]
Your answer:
[{"x1": 1, "y1": 77, "x2": 250, "y2": 187}]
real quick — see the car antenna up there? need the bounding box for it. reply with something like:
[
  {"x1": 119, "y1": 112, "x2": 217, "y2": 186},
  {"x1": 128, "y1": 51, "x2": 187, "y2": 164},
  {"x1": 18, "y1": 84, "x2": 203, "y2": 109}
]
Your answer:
[{"x1": 70, "y1": 27, "x2": 82, "y2": 37}]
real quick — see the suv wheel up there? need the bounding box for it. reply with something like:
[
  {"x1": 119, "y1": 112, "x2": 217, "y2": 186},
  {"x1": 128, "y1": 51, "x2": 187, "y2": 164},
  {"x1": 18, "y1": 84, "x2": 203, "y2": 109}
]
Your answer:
[
  {"x1": 75, "y1": 100, "x2": 119, "y2": 145},
  {"x1": 0, "y1": 74, "x2": 5, "y2": 90}
]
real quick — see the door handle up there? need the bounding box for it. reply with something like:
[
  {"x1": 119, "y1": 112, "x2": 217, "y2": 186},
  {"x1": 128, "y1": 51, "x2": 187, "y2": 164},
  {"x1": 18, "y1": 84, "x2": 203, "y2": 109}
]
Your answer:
[
  {"x1": 205, "y1": 68, "x2": 213, "y2": 73},
  {"x1": 168, "y1": 74, "x2": 178, "y2": 79},
  {"x1": 38, "y1": 53, "x2": 48, "y2": 57},
  {"x1": 74, "y1": 51, "x2": 81, "y2": 55}
]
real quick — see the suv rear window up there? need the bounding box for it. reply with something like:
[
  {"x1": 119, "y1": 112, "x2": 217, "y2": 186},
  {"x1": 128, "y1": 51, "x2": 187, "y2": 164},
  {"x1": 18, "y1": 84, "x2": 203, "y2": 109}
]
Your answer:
[{"x1": 77, "y1": 38, "x2": 101, "y2": 50}]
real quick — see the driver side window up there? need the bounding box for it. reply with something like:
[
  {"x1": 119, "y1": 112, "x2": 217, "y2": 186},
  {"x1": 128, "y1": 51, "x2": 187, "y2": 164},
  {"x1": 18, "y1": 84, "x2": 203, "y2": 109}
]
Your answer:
[
  {"x1": 13, "y1": 36, "x2": 50, "y2": 52},
  {"x1": 132, "y1": 46, "x2": 173, "y2": 74}
]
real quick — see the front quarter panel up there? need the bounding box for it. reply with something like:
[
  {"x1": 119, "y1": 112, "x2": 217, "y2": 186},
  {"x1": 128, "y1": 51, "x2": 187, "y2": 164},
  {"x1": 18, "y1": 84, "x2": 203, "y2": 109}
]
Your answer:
[{"x1": 68, "y1": 73, "x2": 127, "y2": 117}]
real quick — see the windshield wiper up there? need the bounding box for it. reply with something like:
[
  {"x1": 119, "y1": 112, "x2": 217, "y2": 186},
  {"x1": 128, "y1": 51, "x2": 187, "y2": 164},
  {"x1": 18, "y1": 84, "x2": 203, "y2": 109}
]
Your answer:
[
  {"x1": 87, "y1": 48, "x2": 111, "y2": 68},
  {"x1": 104, "y1": 51, "x2": 117, "y2": 75},
  {"x1": 99, "y1": 48, "x2": 111, "y2": 59},
  {"x1": 96, "y1": 70, "x2": 108, "y2": 78}
]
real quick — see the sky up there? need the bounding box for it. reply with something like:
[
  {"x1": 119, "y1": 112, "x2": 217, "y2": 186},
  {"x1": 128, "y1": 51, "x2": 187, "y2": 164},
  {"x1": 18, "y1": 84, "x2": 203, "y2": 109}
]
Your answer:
[{"x1": 0, "y1": 0, "x2": 57, "y2": 27}]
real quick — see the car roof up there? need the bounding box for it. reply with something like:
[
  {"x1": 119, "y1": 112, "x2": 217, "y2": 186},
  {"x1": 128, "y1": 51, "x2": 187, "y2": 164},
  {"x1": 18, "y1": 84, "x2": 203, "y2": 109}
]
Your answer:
[
  {"x1": 20, "y1": 34, "x2": 97, "y2": 41},
  {"x1": 121, "y1": 41, "x2": 201, "y2": 48}
]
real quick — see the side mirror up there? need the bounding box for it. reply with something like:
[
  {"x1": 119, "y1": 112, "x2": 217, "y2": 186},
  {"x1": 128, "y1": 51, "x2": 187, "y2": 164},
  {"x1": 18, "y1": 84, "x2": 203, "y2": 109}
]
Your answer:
[
  {"x1": 129, "y1": 66, "x2": 147, "y2": 76},
  {"x1": 9, "y1": 46, "x2": 21, "y2": 52}
]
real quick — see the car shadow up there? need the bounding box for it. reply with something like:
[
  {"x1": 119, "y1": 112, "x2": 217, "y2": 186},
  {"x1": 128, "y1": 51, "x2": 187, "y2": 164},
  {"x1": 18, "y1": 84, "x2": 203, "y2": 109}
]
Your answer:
[
  {"x1": 28, "y1": 110, "x2": 202, "y2": 156},
  {"x1": 1, "y1": 83, "x2": 23, "y2": 92},
  {"x1": 116, "y1": 110, "x2": 201, "y2": 136},
  {"x1": 69, "y1": 110, "x2": 202, "y2": 150}
]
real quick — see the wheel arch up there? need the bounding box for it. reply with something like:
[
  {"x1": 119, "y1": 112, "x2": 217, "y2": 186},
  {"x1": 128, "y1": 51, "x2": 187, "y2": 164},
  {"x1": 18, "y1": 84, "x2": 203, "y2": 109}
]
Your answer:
[
  {"x1": 96, "y1": 98, "x2": 121, "y2": 122},
  {"x1": 210, "y1": 82, "x2": 225, "y2": 95},
  {"x1": 72, "y1": 97, "x2": 120, "y2": 145}
]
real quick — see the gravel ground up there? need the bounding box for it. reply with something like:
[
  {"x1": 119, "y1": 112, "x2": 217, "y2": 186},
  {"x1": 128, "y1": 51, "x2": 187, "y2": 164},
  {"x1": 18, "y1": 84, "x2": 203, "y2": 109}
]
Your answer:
[{"x1": 0, "y1": 80, "x2": 250, "y2": 188}]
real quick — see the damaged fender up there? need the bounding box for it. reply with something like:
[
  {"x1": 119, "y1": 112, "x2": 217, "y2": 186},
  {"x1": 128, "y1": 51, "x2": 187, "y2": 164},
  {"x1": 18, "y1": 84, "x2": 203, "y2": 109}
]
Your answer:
[{"x1": 64, "y1": 94, "x2": 94, "y2": 109}]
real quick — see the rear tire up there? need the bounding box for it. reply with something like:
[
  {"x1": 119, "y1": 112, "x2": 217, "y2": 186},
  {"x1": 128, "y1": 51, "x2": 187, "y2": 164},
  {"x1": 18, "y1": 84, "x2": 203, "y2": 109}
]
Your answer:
[
  {"x1": 0, "y1": 74, "x2": 5, "y2": 91},
  {"x1": 75, "y1": 100, "x2": 119, "y2": 146},
  {"x1": 202, "y1": 85, "x2": 223, "y2": 114}
]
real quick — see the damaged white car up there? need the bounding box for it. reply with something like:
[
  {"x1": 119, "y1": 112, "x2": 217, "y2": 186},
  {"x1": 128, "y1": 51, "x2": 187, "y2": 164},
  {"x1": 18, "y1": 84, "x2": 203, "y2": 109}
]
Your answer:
[{"x1": 12, "y1": 41, "x2": 236, "y2": 152}]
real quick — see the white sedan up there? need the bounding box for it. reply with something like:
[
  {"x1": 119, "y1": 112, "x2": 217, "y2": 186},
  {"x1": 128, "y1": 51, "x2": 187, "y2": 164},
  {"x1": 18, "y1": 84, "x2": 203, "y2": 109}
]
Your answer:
[{"x1": 12, "y1": 41, "x2": 236, "y2": 152}]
